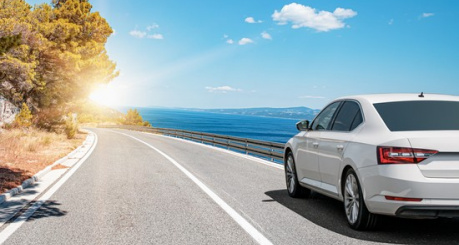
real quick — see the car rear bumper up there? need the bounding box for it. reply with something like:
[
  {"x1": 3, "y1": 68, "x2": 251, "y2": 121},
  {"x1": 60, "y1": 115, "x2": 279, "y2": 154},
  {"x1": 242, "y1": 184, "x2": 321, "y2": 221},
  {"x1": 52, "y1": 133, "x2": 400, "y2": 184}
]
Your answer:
[
  {"x1": 358, "y1": 165, "x2": 459, "y2": 217},
  {"x1": 396, "y1": 206, "x2": 459, "y2": 218}
]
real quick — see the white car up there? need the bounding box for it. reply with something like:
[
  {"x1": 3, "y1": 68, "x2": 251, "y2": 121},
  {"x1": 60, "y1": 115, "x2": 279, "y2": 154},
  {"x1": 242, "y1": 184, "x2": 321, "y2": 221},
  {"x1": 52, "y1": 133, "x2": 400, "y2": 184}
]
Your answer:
[{"x1": 284, "y1": 93, "x2": 459, "y2": 230}]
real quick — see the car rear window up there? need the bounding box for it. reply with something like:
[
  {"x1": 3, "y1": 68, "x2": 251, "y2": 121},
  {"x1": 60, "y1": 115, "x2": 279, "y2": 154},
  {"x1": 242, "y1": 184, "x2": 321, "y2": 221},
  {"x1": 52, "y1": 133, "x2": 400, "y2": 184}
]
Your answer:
[{"x1": 374, "y1": 101, "x2": 459, "y2": 131}]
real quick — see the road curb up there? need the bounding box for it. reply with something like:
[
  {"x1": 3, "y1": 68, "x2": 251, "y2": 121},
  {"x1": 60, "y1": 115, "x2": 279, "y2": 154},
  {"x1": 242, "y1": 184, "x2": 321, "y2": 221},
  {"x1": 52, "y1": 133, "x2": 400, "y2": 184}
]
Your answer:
[{"x1": 0, "y1": 129, "x2": 96, "y2": 205}]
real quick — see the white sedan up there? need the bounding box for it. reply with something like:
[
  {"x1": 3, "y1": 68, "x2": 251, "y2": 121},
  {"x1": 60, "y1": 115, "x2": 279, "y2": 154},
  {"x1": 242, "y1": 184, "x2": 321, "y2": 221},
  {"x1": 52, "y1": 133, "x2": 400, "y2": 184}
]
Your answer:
[{"x1": 284, "y1": 93, "x2": 459, "y2": 230}]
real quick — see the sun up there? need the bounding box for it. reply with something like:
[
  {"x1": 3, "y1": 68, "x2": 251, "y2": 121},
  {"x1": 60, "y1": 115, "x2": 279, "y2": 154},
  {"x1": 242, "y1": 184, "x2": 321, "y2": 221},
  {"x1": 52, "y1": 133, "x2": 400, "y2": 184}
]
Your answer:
[{"x1": 89, "y1": 84, "x2": 119, "y2": 107}]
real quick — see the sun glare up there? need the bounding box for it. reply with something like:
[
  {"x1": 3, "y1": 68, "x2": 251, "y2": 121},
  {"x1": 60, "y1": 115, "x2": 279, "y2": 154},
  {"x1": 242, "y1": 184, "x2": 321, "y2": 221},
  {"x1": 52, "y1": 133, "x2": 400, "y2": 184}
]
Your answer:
[{"x1": 89, "y1": 84, "x2": 119, "y2": 107}]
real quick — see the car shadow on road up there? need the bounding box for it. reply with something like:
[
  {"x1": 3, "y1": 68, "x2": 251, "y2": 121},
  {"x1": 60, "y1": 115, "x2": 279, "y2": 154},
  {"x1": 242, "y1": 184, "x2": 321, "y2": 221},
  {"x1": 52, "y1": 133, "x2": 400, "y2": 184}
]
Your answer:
[{"x1": 265, "y1": 189, "x2": 459, "y2": 244}]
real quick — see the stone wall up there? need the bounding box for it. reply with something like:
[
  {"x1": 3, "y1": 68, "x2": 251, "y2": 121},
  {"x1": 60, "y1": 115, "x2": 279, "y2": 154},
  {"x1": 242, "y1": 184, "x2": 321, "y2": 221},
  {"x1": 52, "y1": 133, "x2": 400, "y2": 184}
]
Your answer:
[{"x1": 0, "y1": 96, "x2": 19, "y2": 126}]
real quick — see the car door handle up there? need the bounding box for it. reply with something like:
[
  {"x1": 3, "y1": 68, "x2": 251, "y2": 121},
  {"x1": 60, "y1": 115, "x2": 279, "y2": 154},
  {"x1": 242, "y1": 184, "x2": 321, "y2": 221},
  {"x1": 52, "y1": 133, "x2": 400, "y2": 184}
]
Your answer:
[
  {"x1": 312, "y1": 142, "x2": 319, "y2": 148},
  {"x1": 337, "y1": 145, "x2": 344, "y2": 151}
]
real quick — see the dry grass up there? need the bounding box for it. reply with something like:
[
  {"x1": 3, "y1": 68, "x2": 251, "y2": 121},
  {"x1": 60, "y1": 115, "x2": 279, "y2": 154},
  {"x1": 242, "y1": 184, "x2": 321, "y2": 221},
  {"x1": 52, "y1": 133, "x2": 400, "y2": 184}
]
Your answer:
[{"x1": 0, "y1": 128, "x2": 86, "y2": 193}]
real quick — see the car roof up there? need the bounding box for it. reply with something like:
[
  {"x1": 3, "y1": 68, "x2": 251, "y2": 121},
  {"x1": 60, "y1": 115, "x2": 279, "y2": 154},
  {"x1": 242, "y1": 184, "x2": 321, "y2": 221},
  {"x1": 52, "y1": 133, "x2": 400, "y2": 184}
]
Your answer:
[{"x1": 335, "y1": 93, "x2": 459, "y2": 104}]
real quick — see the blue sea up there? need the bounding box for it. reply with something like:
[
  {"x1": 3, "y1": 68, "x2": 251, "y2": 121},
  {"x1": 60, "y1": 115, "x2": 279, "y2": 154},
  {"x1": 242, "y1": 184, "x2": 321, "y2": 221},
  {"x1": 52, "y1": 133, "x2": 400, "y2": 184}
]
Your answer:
[{"x1": 133, "y1": 108, "x2": 300, "y2": 143}]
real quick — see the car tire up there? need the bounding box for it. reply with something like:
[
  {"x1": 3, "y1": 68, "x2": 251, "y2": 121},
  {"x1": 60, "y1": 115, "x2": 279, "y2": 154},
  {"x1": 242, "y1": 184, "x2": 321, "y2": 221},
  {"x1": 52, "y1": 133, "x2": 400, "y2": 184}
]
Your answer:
[
  {"x1": 343, "y1": 168, "x2": 378, "y2": 230},
  {"x1": 285, "y1": 151, "x2": 311, "y2": 198}
]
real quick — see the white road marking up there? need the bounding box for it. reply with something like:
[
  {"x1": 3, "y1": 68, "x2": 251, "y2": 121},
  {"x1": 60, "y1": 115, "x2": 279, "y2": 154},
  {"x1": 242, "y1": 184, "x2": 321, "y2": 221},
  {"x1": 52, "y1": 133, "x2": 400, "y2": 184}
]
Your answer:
[
  {"x1": 0, "y1": 132, "x2": 98, "y2": 244},
  {"x1": 142, "y1": 131, "x2": 285, "y2": 170},
  {"x1": 117, "y1": 132, "x2": 274, "y2": 245}
]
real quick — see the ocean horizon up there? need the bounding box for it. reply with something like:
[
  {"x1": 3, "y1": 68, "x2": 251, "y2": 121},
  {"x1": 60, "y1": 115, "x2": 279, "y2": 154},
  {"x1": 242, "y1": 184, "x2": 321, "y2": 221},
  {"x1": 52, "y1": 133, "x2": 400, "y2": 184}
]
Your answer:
[{"x1": 123, "y1": 107, "x2": 301, "y2": 143}]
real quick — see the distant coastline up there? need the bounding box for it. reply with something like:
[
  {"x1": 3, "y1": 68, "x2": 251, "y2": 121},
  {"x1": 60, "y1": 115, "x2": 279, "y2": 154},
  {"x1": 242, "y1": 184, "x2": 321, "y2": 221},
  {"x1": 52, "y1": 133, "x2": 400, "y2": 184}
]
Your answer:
[
  {"x1": 192, "y1": 111, "x2": 304, "y2": 121},
  {"x1": 185, "y1": 107, "x2": 320, "y2": 120},
  {"x1": 118, "y1": 106, "x2": 320, "y2": 121}
]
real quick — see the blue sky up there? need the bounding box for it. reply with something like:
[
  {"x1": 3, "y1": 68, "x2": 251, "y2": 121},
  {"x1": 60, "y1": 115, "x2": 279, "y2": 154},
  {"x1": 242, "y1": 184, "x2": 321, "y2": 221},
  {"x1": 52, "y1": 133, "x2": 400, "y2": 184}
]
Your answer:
[{"x1": 27, "y1": 0, "x2": 459, "y2": 109}]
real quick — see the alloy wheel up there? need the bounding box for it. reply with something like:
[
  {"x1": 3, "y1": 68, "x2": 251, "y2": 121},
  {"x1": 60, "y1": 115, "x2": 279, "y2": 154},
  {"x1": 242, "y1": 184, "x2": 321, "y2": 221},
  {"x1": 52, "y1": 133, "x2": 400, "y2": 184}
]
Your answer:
[
  {"x1": 286, "y1": 155, "x2": 296, "y2": 193},
  {"x1": 344, "y1": 173, "x2": 360, "y2": 224}
]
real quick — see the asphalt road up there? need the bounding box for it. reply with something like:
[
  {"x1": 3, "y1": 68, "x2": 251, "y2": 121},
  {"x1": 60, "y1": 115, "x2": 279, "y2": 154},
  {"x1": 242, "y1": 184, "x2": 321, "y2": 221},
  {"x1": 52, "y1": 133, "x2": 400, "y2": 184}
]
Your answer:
[{"x1": 3, "y1": 128, "x2": 459, "y2": 244}]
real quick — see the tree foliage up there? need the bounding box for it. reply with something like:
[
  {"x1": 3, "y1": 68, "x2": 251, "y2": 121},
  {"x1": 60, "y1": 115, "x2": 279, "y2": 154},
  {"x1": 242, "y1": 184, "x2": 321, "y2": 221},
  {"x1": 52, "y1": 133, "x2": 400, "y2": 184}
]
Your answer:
[
  {"x1": 0, "y1": 0, "x2": 118, "y2": 115},
  {"x1": 0, "y1": 34, "x2": 21, "y2": 55}
]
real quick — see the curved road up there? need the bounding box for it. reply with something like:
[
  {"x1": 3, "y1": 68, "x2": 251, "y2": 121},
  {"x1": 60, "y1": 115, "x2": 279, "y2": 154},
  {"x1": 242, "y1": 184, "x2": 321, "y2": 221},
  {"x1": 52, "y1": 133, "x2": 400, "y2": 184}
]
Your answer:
[{"x1": 3, "y1": 128, "x2": 459, "y2": 244}]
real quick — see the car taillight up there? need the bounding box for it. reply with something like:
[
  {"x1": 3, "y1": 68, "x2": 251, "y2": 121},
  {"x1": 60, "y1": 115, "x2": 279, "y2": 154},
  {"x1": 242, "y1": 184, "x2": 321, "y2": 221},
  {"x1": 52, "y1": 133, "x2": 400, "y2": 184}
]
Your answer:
[{"x1": 377, "y1": 146, "x2": 438, "y2": 164}]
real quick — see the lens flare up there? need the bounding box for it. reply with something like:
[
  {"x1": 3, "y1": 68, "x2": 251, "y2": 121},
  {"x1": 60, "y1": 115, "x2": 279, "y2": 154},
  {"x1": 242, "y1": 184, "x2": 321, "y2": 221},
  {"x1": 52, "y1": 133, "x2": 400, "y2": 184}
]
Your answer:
[{"x1": 89, "y1": 84, "x2": 119, "y2": 107}]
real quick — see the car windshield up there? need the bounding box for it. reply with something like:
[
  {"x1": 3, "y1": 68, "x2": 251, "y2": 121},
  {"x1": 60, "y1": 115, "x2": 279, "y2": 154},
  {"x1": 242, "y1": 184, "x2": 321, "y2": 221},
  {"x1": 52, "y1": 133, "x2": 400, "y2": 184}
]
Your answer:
[{"x1": 374, "y1": 101, "x2": 459, "y2": 131}]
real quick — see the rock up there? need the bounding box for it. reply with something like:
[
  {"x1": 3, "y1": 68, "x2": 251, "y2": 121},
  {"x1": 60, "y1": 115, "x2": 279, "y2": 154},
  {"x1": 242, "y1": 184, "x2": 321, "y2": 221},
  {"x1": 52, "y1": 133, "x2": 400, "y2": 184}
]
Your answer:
[{"x1": 0, "y1": 96, "x2": 19, "y2": 126}]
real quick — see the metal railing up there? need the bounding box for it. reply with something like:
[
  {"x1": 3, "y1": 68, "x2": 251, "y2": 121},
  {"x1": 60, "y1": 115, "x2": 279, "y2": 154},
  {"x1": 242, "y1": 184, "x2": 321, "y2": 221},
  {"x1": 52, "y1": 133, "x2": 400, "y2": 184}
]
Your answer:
[{"x1": 100, "y1": 125, "x2": 285, "y2": 163}]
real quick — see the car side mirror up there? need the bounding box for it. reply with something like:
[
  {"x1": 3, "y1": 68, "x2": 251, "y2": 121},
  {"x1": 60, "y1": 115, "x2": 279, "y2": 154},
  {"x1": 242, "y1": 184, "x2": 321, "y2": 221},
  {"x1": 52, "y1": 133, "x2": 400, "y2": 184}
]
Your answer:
[{"x1": 296, "y1": 120, "x2": 310, "y2": 131}]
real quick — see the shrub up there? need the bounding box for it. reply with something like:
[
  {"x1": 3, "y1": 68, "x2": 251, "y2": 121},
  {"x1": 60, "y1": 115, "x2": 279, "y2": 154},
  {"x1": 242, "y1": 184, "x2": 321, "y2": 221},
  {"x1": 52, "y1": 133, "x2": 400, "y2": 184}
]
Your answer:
[
  {"x1": 34, "y1": 107, "x2": 65, "y2": 131},
  {"x1": 65, "y1": 113, "x2": 78, "y2": 139},
  {"x1": 123, "y1": 109, "x2": 151, "y2": 127},
  {"x1": 143, "y1": 121, "x2": 151, "y2": 127},
  {"x1": 42, "y1": 135, "x2": 52, "y2": 145},
  {"x1": 14, "y1": 103, "x2": 33, "y2": 127}
]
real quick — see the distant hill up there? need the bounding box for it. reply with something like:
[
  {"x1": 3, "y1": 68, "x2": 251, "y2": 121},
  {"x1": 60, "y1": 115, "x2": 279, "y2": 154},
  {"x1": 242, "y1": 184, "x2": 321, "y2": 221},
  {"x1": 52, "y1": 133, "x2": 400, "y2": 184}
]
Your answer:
[{"x1": 191, "y1": 107, "x2": 320, "y2": 120}]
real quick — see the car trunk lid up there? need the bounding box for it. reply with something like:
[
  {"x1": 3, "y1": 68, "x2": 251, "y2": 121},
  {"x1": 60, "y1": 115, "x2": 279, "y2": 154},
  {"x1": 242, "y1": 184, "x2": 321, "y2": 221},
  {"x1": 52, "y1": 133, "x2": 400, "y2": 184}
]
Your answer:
[{"x1": 405, "y1": 131, "x2": 459, "y2": 178}]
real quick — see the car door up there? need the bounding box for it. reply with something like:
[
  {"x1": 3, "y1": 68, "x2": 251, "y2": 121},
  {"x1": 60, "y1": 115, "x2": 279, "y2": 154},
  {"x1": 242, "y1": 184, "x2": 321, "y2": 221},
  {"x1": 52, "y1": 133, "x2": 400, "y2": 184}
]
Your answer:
[
  {"x1": 296, "y1": 101, "x2": 342, "y2": 186},
  {"x1": 318, "y1": 101, "x2": 363, "y2": 195}
]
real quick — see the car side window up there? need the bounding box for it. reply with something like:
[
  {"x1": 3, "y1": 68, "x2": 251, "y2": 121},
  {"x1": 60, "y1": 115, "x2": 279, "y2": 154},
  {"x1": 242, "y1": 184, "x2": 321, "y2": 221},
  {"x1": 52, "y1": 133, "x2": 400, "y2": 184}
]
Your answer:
[
  {"x1": 331, "y1": 101, "x2": 363, "y2": 132},
  {"x1": 311, "y1": 102, "x2": 341, "y2": 131},
  {"x1": 350, "y1": 110, "x2": 363, "y2": 131}
]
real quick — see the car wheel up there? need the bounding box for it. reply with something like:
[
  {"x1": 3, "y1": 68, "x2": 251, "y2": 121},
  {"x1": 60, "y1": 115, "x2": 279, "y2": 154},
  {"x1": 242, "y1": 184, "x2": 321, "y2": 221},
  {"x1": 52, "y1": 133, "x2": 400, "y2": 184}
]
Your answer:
[
  {"x1": 285, "y1": 152, "x2": 310, "y2": 198},
  {"x1": 343, "y1": 168, "x2": 378, "y2": 230}
]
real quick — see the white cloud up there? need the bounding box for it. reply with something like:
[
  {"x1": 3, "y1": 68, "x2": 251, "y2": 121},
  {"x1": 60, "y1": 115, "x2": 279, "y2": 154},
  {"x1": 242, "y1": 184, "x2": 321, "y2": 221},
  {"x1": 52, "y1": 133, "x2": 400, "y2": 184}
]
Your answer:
[
  {"x1": 333, "y1": 8, "x2": 357, "y2": 19},
  {"x1": 129, "y1": 30, "x2": 147, "y2": 38},
  {"x1": 148, "y1": 34, "x2": 164, "y2": 40},
  {"x1": 223, "y1": 34, "x2": 234, "y2": 44},
  {"x1": 131, "y1": 23, "x2": 164, "y2": 39},
  {"x1": 245, "y1": 17, "x2": 262, "y2": 24},
  {"x1": 272, "y1": 3, "x2": 357, "y2": 32},
  {"x1": 238, "y1": 38, "x2": 254, "y2": 45},
  {"x1": 130, "y1": 25, "x2": 164, "y2": 40},
  {"x1": 147, "y1": 23, "x2": 160, "y2": 31},
  {"x1": 421, "y1": 13, "x2": 434, "y2": 18},
  {"x1": 261, "y1": 31, "x2": 272, "y2": 40},
  {"x1": 299, "y1": 95, "x2": 326, "y2": 99},
  {"x1": 388, "y1": 19, "x2": 394, "y2": 25},
  {"x1": 205, "y1": 86, "x2": 242, "y2": 93}
]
